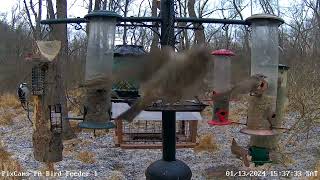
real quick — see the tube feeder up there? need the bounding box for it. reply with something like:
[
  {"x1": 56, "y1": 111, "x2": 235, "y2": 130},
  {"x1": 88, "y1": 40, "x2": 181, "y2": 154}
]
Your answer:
[
  {"x1": 241, "y1": 14, "x2": 284, "y2": 136},
  {"x1": 84, "y1": 10, "x2": 120, "y2": 87},
  {"x1": 112, "y1": 45, "x2": 146, "y2": 98},
  {"x1": 82, "y1": 10, "x2": 120, "y2": 131},
  {"x1": 249, "y1": 64, "x2": 290, "y2": 148},
  {"x1": 208, "y1": 49, "x2": 234, "y2": 126}
]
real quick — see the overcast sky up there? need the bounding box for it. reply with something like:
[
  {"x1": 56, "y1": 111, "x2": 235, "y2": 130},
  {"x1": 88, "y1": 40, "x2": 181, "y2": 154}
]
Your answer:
[{"x1": 0, "y1": 0, "x2": 292, "y2": 21}]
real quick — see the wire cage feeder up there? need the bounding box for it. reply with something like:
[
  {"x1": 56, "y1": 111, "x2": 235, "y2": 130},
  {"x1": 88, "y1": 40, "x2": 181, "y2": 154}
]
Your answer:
[
  {"x1": 49, "y1": 104, "x2": 63, "y2": 134},
  {"x1": 31, "y1": 64, "x2": 47, "y2": 96},
  {"x1": 115, "y1": 119, "x2": 198, "y2": 149}
]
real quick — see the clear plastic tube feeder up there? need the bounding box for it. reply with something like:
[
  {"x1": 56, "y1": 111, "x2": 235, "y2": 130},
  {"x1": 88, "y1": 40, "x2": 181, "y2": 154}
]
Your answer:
[
  {"x1": 84, "y1": 10, "x2": 121, "y2": 89},
  {"x1": 240, "y1": 14, "x2": 284, "y2": 136},
  {"x1": 208, "y1": 49, "x2": 235, "y2": 126}
]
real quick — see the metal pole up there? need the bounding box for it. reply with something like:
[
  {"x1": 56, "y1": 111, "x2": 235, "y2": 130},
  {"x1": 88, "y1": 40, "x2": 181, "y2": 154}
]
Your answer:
[
  {"x1": 40, "y1": 17, "x2": 249, "y2": 25},
  {"x1": 160, "y1": 0, "x2": 175, "y2": 47},
  {"x1": 160, "y1": 0, "x2": 176, "y2": 162},
  {"x1": 162, "y1": 111, "x2": 176, "y2": 161}
]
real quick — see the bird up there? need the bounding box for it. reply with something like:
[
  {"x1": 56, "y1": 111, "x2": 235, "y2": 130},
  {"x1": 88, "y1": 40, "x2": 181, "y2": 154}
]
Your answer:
[
  {"x1": 116, "y1": 45, "x2": 213, "y2": 122},
  {"x1": 212, "y1": 74, "x2": 268, "y2": 102},
  {"x1": 17, "y1": 83, "x2": 30, "y2": 110}
]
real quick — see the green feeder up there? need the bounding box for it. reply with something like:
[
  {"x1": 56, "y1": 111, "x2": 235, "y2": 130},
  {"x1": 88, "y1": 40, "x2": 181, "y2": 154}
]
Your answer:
[
  {"x1": 112, "y1": 45, "x2": 146, "y2": 97},
  {"x1": 249, "y1": 146, "x2": 272, "y2": 166}
]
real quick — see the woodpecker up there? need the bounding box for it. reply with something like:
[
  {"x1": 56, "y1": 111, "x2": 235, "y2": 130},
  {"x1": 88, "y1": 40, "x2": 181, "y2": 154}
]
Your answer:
[{"x1": 17, "y1": 83, "x2": 30, "y2": 110}]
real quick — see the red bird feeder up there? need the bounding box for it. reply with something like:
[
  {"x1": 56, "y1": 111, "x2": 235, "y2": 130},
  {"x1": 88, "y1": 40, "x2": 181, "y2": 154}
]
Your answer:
[
  {"x1": 208, "y1": 49, "x2": 234, "y2": 126},
  {"x1": 208, "y1": 109, "x2": 232, "y2": 126}
]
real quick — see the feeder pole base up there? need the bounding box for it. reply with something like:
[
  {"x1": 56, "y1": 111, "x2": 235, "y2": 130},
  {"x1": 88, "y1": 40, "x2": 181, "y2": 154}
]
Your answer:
[{"x1": 145, "y1": 160, "x2": 192, "y2": 180}]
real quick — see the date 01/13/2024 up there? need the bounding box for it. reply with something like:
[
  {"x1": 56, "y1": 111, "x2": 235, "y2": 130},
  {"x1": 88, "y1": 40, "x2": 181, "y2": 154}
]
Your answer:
[{"x1": 225, "y1": 170, "x2": 318, "y2": 177}]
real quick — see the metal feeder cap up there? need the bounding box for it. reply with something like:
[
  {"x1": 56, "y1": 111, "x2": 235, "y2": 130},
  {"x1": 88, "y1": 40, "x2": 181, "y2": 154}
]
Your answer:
[
  {"x1": 246, "y1": 14, "x2": 284, "y2": 25},
  {"x1": 114, "y1": 44, "x2": 146, "y2": 57},
  {"x1": 211, "y1": 49, "x2": 235, "y2": 57},
  {"x1": 85, "y1": 10, "x2": 121, "y2": 20},
  {"x1": 278, "y1": 64, "x2": 290, "y2": 70}
]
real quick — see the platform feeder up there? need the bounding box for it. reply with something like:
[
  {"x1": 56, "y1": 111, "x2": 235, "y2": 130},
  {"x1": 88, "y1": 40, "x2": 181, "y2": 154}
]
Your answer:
[
  {"x1": 240, "y1": 14, "x2": 284, "y2": 137},
  {"x1": 208, "y1": 49, "x2": 234, "y2": 126}
]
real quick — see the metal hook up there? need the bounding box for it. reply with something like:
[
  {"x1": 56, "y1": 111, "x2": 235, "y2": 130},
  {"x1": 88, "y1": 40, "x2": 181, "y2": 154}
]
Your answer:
[
  {"x1": 75, "y1": 23, "x2": 82, "y2": 31},
  {"x1": 222, "y1": 24, "x2": 229, "y2": 31},
  {"x1": 45, "y1": 25, "x2": 52, "y2": 32}
]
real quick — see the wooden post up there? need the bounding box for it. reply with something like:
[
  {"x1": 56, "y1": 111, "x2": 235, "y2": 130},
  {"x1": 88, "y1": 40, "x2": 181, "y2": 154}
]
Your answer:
[
  {"x1": 189, "y1": 121, "x2": 198, "y2": 143},
  {"x1": 32, "y1": 63, "x2": 63, "y2": 162},
  {"x1": 115, "y1": 119, "x2": 123, "y2": 146}
]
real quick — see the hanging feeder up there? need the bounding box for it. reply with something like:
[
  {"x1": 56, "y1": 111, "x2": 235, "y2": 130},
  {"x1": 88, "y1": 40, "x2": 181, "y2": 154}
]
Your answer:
[
  {"x1": 240, "y1": 14, "x2": 284, "y2": 136},
  {"x1": 31, "y1": 64, "x2": 47, "y2": 96},
  {"x1": 112, "y1": 45, "x2": 146, "y2": 98},
  {"x1": 208, "y1": 49, "x2": 234, "y2": 126},
  {"x1": 84, "y1": 10, "x2": 121, "y2": 89},
  {"x1": 49, "y1": 104, "x2": 63, "y2": 134}
]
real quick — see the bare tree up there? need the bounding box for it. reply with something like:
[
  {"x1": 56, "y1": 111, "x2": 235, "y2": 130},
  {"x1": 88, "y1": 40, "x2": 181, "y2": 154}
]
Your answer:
[
  {"x1": 45, "y1": 0, "x2": 76, "y2": 140},
  {"x1": 188, "y1": 0, "x2": 205, "y2": 44}
]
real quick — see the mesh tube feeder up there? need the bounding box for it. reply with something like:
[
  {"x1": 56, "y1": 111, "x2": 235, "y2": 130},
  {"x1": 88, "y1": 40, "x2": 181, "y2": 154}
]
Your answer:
[
  {"x1": 31, "y1": 64, "x2": 47, "y2": 96},
  {"x1": 208, "y1": 49, "x2": 234, "y2": 126},
  {"x1": 240, "y1": 14, "x2": 284, "y2": 136}
]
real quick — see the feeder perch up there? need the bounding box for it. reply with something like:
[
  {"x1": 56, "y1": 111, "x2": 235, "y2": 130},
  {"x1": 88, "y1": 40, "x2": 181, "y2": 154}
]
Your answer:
[
  {"x1": 249, "y1": 146, "x2": 272, "y2": 166},
  {"x1": 84, "y1": 10, "x2": 121, "y2": 88},
  {"x1": 208, "y1": 49, "x2": 234, "y2": 126},
  {"x1": 49, "y1": 104, "x2": 63, "y2": 134},
  {"x1": 241, "y1": 14, "x2": 284, "y2": 136},
  {"x1": 31, "y1": 64, "x2": 47, "y2": 96}
]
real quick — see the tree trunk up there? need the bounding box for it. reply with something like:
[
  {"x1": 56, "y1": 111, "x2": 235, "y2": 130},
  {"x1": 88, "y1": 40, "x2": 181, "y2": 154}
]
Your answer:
[
  {"x1": 150, "y1": 0, "x2": 159, "y2": 50},
  {"x1": 123, "y1": 0, "x2": 130, "y2": 45},
  {"x1": 187, "y1": 0, "x2": 205, "y2": 44},
  {"x1": 94, "y1": 0, "x2": 102, "y2": 10},
  {"x1": 54, "y1": 0, "x2": 76, "y2": 140}
]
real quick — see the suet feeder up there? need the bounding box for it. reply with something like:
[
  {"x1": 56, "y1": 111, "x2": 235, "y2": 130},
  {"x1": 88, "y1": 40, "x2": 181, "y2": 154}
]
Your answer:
[
  {"x1": 84, "y1": 10, "x2": 121, "y2": 88},
  {"x1": 49, "y1": 104, "x2": 63, "y2": 134},
  {"x1": 208, "y1": 49, "x2": 234, "y2": 126},
  {"x1": 112, "y1": 44, "x2": 146, "y2": 97},
  {"x1": 31, "y1": 64, "x2": 47, "y2": 96},
  {"x1": 241, "y1": 14, "x2": 284, "y2": 136}
]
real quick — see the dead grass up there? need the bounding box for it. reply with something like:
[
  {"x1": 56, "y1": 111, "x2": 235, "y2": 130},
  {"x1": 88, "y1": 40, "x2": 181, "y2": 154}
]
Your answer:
[
  {"x1": 194, "y1": 134, "x2": 218, "y2": 153},
  {"x1": 0, "y1": 110, "x2": 16, "y2": 125},
  {"x1": 0, "y1": 93, "x2": 22, "y2": 126},
  {"x1": 107, "y1": 171, "x2": 126, "y2": 180},
  {"x1": 0, "y1": 143, "x2": 22, "y2": 180},
  {"x1": 0, "y1": 93, "x2": 21, "y2": 109},
  {"x1": 69, "y1": 121, "x2": 82, "y2": 134},
  {"x1": 76, "y1": 151, "x2": 96, "y2": 164},
  {"x1": 0, "y1": 143, "x2": 12, "y2": 161}
]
